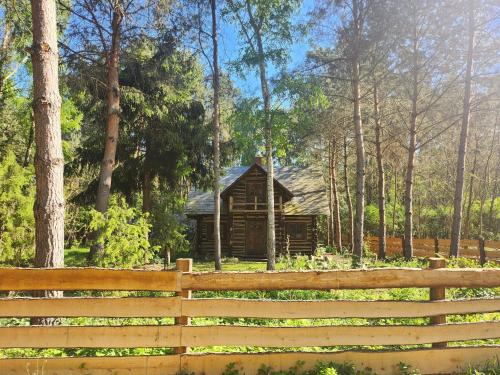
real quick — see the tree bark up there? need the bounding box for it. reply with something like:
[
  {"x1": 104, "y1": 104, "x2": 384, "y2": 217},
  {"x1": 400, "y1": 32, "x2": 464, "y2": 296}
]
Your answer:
[
  {"x1": 330, "y1": 140, "x2": 342, "y2": 250},
  {"x1": 487, "y1": 148, "x2": 499, "y2": 234},
  {"x1": 373, "y1": 80, "x2": 386, "y2": 259},
  {"x1": 392, "y1": 166, "x2": 398, "y2": 237},
  {"x1": 328, "y1": 142, "x2": 335, "y2": 247},
  {"x1": 0, "y1": 15, "x2": 12, "y2": 112},
  {"x1": 89, "y1": 3, "x2": 123, "y2": 261},
  {"x1": 351, "y1": 0, "x2": 365, "y2": 263},
  {"x1": 343, "y1": 135, "x2": 354, "y2": 251},
  {"x1": 211, "y1": 0, "x2": 222, "y2": 271},
  {"x1": 142, "y1": 162, "x2": 152, "y2": 213},
  {"x1": 450, "y1": 1, "x2": 475, "y2": 257},
  {"x1": 479, "y1": 125, "x2": 497, "y2": 236},
  {"x1": 403, "y1": 21, "x2": 419, "y2": 260},
  {"x1": 31, "y1": 0, "x2": 65, "y2": 325},
  {"x1": 463, "y1": 134, "x2": 478, "y2": 239}
]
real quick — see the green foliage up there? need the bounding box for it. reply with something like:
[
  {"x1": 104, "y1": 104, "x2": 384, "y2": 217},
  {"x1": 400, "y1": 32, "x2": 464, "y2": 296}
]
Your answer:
[
  {"x1": 89, "y1": 196, "x2": 156, "y2": 268},
  {"x1": 0, "y1": 151, "x2": 35, "y2": 266},
  {"x1": 149, "y1": 189, "x2": 190, "y2": 258}
]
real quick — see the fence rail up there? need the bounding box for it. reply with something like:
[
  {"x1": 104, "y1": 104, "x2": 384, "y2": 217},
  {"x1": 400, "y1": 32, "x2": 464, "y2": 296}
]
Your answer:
[
  {"x1": 367, "y1": 236, "x2": 500, "y2": 262},
  {"x1": 0, "y1": 258, "x2": 499, "y2": 374}
]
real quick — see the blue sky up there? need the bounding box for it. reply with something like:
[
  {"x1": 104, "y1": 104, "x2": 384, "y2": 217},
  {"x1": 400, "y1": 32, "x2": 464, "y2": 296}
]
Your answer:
[{"x1": 217, "y1": 0, "x2": 318, "y2": 97}]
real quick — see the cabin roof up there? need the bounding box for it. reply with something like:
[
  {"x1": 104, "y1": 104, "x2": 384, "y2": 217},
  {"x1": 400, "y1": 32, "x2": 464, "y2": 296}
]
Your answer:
[{"x1": 186, "y1": 164, "x2": 329, "y2": 216}]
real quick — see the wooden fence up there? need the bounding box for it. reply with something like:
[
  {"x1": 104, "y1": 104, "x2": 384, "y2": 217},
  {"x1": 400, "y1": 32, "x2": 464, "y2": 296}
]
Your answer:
[
  {"x1": 0, "y1": 259, "x2": 499, "y2": 374},
  {"x1": 367, "y1": 236, "x2": 500, "y2": 262}
]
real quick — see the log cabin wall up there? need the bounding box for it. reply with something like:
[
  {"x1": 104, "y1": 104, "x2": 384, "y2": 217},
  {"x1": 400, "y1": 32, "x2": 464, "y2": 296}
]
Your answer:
[
  {"x1": 283, "y1": 215, "x2": 315, "y2": 255},
  {"x1": 196, "y1": 216, "x2": 231, "y2": 256}
]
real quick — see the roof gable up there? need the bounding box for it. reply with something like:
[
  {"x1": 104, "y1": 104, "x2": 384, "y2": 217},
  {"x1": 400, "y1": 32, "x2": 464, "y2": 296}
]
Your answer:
[
  {"x1": 186, "y1": 164, "x2": 328, "y2": 216},
  {"x1": 220, "y1": 163, "x2": 294, "y2": 200}
]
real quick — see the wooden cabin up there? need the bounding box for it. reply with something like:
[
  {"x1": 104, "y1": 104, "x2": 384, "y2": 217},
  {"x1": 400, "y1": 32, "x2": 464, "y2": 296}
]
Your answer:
[{"x1": 186, "y1": 158, "x2": 328, "y2": 259}]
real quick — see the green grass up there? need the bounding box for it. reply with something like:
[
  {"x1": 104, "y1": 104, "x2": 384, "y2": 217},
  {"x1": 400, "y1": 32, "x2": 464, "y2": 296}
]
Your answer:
[{"x1": 65, "y1": 247, "x2": 89, "y2": 267}]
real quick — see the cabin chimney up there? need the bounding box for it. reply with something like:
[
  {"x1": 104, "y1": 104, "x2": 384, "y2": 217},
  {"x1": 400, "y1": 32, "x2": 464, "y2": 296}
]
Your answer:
[{"x1": 254, "y1": 155, "x2": 264, "y2": 166}]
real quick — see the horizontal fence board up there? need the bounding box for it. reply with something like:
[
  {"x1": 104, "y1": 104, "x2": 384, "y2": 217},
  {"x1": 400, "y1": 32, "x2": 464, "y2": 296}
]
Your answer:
[
  {"x1": 2, "y1": 296, "x2": 497, "y2": 320},
  {"x1": 182, "y1": 268, "x2": 500, "y2": 290},
  {"x1": 3, "y1": 322, "x2": 497, "y2": 349},
  {"x1": 182, "y1": 298, "x2": 500, "y2": 318},
  {"x1": 0, "y1": 326, "x2": 180, "y2": 348},
  {"x1": 2, "y1": 347, "x2": 499, "y2": 375},
  {"x1": 487, "y1": 241, "x2": 500, "y2": 249},
  {"x1": 0, "y1": 268, "x2": 180, "y2": 291},
  {"x1": 0, "y1": 297, "x2": 182, "y2": 318},
  {"x1": 0, "y1": 355, "x2": 180, "y2": 375},
  {"x1": 181, "y1": 322, "x2": 500, "y2": 347},
  {"x1": 182, "y1": 346, "x2": 500, "y2": 375}
]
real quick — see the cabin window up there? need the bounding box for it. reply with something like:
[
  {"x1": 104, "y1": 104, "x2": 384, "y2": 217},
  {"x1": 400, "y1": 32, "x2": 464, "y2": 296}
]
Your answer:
[
  {"x1": 246, "y1": 182, "x2": 266, "y2": 203},
  {"x1": 206, "y1": 222, "x2": 228, "y2": 241},
  {"x1": 285, "y1": 222, "x2": 308, "y2": 241}
]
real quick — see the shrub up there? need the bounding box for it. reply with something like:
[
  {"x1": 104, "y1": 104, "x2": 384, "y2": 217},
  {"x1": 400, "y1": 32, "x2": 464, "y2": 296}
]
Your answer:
[
  {"x1": 89, "y1": 196, "x2": 157, "y2": 268},
  {"x1": 0, "y1": 151, "x2": 35, "y2": 266}
]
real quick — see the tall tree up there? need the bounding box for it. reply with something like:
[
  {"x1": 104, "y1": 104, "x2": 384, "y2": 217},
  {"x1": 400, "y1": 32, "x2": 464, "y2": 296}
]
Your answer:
[
  {"x1": 450, "y1": 0, "x2": 476, "y2": 257},
  {"x1": 211, "y1": 0, "x2": 222, "y2": 270},
  {"x1": 226, "y1": 0, "x2": 300, "y2": 270},
  {"x1": 342, "y1": 0, "x2": 369, "y2": 262},
  {"x1": 61, "y1": 0, "x2": 163, "y2": 261},
  {"x1": 373, "y1": 78, "x2": 386, "y2": 259},
  {"x1": 31, "y1": 0, "x2": 65, "y2": 322},
  {"x1": 390, "y1": 0, "x2": 460, "y2": 258}
]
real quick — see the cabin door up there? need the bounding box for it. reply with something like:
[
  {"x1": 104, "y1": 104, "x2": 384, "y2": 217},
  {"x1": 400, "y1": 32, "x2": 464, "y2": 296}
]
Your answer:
[{"x1": 245, "y1": 219, "x2": 267, "y2": 258}]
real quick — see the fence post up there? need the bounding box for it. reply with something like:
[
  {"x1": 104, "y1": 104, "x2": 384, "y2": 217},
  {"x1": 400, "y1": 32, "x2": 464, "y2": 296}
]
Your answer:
[
  {"x1": 479, "y1": 237, "x2": 486, "y2": 266},
  {"x1": 434, "y1": 237, "x2": 439, "y2": 255},
  {"x1": 429, "y1": 257, "x2": 446, "y2": 348},
  {"x1": 175, "y1": 258, "x2": 192, "y2": 354}
]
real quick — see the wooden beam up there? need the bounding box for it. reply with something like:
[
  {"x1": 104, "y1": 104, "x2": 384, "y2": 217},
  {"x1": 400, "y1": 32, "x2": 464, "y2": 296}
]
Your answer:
[
  {"x1": 0, "y1": 326, "x2": 180, "y2": 348},
  {"x1": 0, "y1": 268, "x2": 181, "y2": 291},
  {"x1": 181, "y1": 298, "x2": 500, "y2": 318},
  {"x1": 1, "y1": 347, "x2": 499, "y2": 375},
  {"x1": 181, "y1": 268, "x2": 500, "y2": 291},
  {"x1": 181, "y1": 322, "x2": 499, "y2": 347},
  {"x1": 3, "y1": 322, "x2": 497, "y2": 349},
  {"x1": 0, "y1": 355, "x2": 180, "y2": 375},
  {"x1": 0, "y1": 297, "x2": 182, "y2": 318},
  {"x1": 181, "y1": 346, "x2": 500, "y2": 375}
]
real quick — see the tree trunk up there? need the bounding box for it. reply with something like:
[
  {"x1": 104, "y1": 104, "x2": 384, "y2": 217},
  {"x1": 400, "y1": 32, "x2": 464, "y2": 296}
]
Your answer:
[
  {"x1": 404, "y1": 121, "x2": 416, "y2": 260},
  {"x1": 373, "y1": 81, "x2": 386, "y2": 259},
  {"x1": 330, "y1": 140, "x2": 342, "y2": 250},
  {"x1": 450, "y1": 1, "x2": 475, "y2": 257},
  {"x1": 404, "y1": 22, "x2": 419, "y2": 260},
  {"x1": 479, "y1": 125, "x2": 497, "y2": 236},
  {"x1": 89, "y1": 4, "x2": 123, "y2": 261},
  {"x1": 487, "y1": 148, "x2": 499, "y2": 233},
  {"x1": 392, "y1": 166, "x2": 398, "y2": 237},
  {"x1": 142, "y1": 162, "x2": 152, "y2": 213},
  {"x1": 351, "y1": 0, "x2": 365, "y2": 264},
  {"x1": 31, "y1": 0, "x2": 65, "y2": 325},
  {"x1": 0, "y1": 16, "x2": 12, "y2": 112},
  {"x1": 328, "y1": 142, "x2": 335, "y2": 247},
  {"x1": 463, "y1": 135, "x2": 478, "y2": 239},
  {"x1": 247, "y1": 15, "x2": 275, "y2": 270},
  {"x1": 211, "y1": 0, "x2": 222, "y2": 271},
  {"x1": 343, "y1": 135, "x2": 354, "y2": 251}
]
